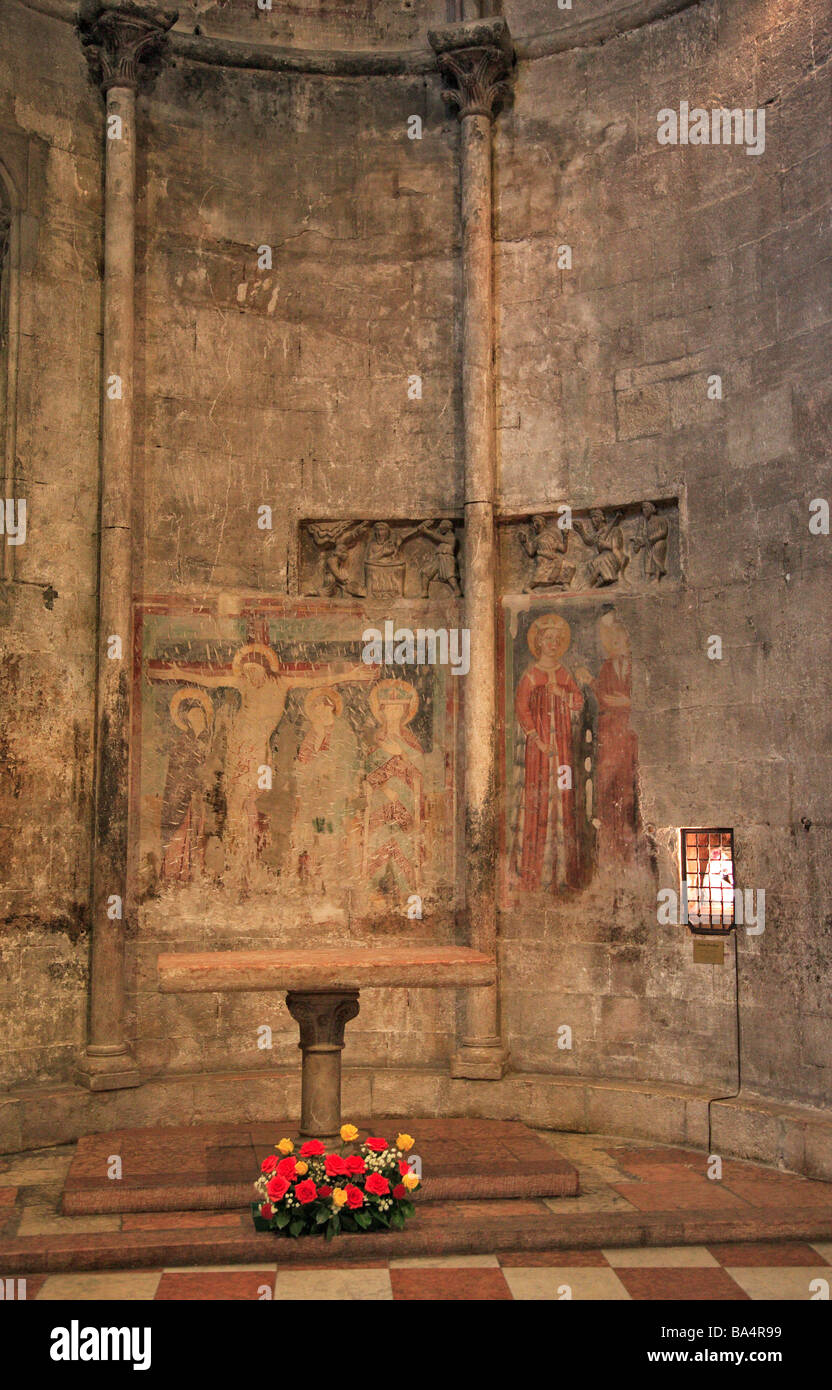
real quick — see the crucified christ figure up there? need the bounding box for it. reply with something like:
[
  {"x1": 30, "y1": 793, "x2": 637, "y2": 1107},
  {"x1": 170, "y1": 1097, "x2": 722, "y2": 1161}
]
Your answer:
[{"x1": 154, "y1": 642, "x2": 375, "y2": 895}]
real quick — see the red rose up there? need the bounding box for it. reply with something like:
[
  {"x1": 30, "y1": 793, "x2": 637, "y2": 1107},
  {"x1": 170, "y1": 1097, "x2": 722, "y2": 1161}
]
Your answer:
[
  {"x1": 365, "y1": 1173, "x2": 389, "y2": 1196},
  {"x1": 266, "y1": 1174, "x2": 290, "y2": 1202},
  {"x1": 325, "y1": 1154, "x2": 349, "y2": 1178},
  {"x1": 261, "y1": 1155, "x2": 279, "y2": 1174},
  {"x1": 345, "y1": 1155, "x2": 366, "y2": 1175},
  {"x1": 299, "y1": 1140, "x2": 326, "y2": 1157},
  {"x1": 260, "y1": 1203, "x2": 274, "y2": 1218},
  {"x1": 318, "y1": 1184, "x2": 333, "y2": 1198},
  {"x1": 392, "y1": 1184, "x2": 406, "y2": 1199},
  {"x1": 276, "y1": 1156, "x2": 297, "y2": 1180},
  {"x1": 398, "y1": 1160, "x2": 410, "y2": 1176},
  {"x1": 345, "y1": 1185, "x2": 364, "y2": 1210},
  {"x1": 365, "y1": 1137, "x2": 387, "y2": 1152},
  {"x1": 294, "y1": 1179, "x2": 318, "y2": 1204}
]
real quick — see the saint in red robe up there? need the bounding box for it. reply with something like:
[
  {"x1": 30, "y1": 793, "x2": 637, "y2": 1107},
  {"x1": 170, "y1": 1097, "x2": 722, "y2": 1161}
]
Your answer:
[
  {"x1": 510, "y1": 662, "x2": 584, "y2": 891},
  {"x1": 596, "y1": 655, "x2": 638, "y2": 857}
]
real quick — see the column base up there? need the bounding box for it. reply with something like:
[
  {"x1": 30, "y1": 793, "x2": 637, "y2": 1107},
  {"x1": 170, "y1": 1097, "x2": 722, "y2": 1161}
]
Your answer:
[
  {"x1": 75, "y1": 1050, "x2": 141, "y2": 1092},
  {"x1": 450, "y1": 1040, "x2": 508, "y2": 1080}
]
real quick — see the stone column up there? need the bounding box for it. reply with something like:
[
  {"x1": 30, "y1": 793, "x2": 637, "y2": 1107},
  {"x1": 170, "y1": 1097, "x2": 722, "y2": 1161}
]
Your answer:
[
  {"x1": 77, "y1": 6, "x2": 175, "y2": 1091},
  {"x1": 285, "y1": 992, "x2": 361, "y2": 1137},
  {"x1": 429, "y1": 17, "x2": 513, "y2": 1079}
]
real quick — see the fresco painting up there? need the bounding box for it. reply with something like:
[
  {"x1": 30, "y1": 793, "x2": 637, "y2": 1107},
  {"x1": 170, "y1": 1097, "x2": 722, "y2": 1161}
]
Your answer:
[
  {"x1": 502, "y1": 601, "x2": 641, "y2": 900},
  {"x1": 134, "y1": 601, "x2": 458, "y2": 919}
]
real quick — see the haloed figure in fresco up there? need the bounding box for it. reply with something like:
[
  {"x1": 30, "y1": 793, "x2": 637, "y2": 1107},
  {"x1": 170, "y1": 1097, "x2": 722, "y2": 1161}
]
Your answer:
[
  {"x1": 362, "y1": 678, "x2": 425, "y2": 904},
  {"x1": 590, "y1": 614, "x2": 639, "y2": 860},
  {"x1": 161, "y1": 688, "x2": 216, "y2": 883},
  {"x1": 289, "y1": 686, "x2": 360, "y2": 896},
  {"x1": 510, "y1": 614, "x2": 587, "y2": 892}
]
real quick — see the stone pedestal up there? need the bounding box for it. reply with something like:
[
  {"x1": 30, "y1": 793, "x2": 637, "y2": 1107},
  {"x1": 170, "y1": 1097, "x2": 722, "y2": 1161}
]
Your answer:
[{"x1": 285, "y1": 990, "x2": 360, "y2": 1137}]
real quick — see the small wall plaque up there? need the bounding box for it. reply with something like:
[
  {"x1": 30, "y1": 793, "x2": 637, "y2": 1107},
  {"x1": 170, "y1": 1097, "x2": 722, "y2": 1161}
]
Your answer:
[{"x1": 693, "y1": 938, "x2": 725, "y2": 965}]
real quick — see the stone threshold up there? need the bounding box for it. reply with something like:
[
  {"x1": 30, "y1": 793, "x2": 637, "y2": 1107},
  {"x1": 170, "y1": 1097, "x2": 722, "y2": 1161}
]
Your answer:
[{"x1": 3, "y1": 1203, "x2": 832, "y2": 1275}]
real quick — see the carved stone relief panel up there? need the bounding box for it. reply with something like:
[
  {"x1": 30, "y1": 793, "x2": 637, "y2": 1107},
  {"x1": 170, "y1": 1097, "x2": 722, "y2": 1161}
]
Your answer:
[
  {"x1": 299, "y1": 519, "x2": 463, "y2": 601},
  {"x1": 498, "y1": 498, "x2": 680, "y2": 596}
]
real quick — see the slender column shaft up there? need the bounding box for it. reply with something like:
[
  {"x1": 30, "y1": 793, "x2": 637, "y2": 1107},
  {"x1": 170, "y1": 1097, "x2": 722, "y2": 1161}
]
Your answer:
[
  {"x1": 460, "y1": 114, "x2": 499, "y2": 1048},
  {"x1": 80, "y1": 83, "x2": 140, "y2": 1087},
  {"x1": 430, "y1": 18, "x2": 513, "y2": 1078},
  {"x1": 78, "y1": 8, "x2": 175, "y2": 1090}
]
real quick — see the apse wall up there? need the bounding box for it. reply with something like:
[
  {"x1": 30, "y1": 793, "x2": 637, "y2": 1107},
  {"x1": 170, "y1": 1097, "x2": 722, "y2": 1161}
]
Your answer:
[
  {"x1": 0, "y1": 0, "x2": 829, "y2": 1131},
  {"x1": 0, "y1": 2, "x2": 101, "y2": 1085},
  {"x1": 494, "y1": 0, "x2": 832, "y2": 1109}
]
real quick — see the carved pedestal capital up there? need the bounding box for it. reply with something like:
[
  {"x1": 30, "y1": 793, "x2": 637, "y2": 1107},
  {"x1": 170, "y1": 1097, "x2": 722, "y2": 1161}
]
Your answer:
[
  {"x1": 428, "y1": 17, "x2": 514, "y2": 120},
  {"x1": 286, "y1": 990, "x2": 361, "y2": 1052},
  {"x1": 85, "y1": 4, "x2": 177, "y2": 91}
]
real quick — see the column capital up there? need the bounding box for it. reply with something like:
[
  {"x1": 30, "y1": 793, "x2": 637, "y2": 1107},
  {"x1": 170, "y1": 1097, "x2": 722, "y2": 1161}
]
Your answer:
[
  {"x1": 83, "y1": 3, "x2": 177, "y2": 92},
  {"x1": 428, "y1": 16, "x2": 514, "y2": 121}
]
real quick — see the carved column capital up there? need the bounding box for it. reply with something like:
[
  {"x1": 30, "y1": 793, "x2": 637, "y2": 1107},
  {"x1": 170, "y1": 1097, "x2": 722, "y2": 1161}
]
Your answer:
[
  {"x1": 428, "y1": 17, "x2": 514, "y2": 121},
  {"x1": 286, "y1": 990, "x2": 361, "y2": 1052},
  {"x1": 86, "y1": 5, "x2": 177, "y2": 91}
]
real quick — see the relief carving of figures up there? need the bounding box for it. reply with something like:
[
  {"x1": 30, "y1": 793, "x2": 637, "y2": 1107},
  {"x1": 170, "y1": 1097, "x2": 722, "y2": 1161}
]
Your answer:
[
  {"x1": 418, "y1": 519, "x2": 462, "y2": 597},
  {"x1": 519, "y1": 515, "x2": 575, "y2": 591},
  {"x1": 302, "y1": 519, "x2": 463, "y2": 600},
  {"x1": 631, "y1": 500, "x2": 669, "y2": 581},
  {"x1": 309, "y1": 521, "x2": 368, "y2": 598},
  {"x1": 364, "y1": 521, "x2": 423, "y2": 598},
  {"x1": 573, "y1": 508, "x2": 629, "y2": 587},
  {"x1": 500, "y1": 499, "x2": 678, "y2": 595}
]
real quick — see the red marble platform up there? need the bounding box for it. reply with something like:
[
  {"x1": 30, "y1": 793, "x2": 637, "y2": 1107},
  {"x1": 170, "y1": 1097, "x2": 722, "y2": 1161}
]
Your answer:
[{"x1": 61, "y1": 1118, "x2": 580, "y2": 1215}]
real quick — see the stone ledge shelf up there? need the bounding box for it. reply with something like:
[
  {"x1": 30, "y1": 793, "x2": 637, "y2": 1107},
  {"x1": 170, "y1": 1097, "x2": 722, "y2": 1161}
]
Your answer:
[{"x1": 157, "y1": 946, "x2": 496, "y2": 1138}]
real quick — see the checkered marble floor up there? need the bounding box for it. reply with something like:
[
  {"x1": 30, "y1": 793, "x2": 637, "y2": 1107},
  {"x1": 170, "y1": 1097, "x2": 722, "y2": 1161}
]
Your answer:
[{"x1": 21, "y1": 1242, "x2": 832, "y2": 1300}]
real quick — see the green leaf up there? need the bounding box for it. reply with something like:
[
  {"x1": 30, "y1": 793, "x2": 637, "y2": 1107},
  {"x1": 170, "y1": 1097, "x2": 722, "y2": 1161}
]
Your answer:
[
  {"x1": 390, "y1": 1210, "x2": 405, "y2": 1231},
  {"x1": 400, "y1": 1201, "x2": 415, "y2": 1219},
  {"x1": 315, "y1": 1207, "x2": 330, "y2": 1225},
  {"x1": 274, "y1": 1210, "x2": 291, "y2": 1229},
  {"x1": 353, "y1": 1210, "x2": 372, "y2": 1229},
  {"x1": 289, "y1": 1218, "x2": 305, "y2": 1237}
]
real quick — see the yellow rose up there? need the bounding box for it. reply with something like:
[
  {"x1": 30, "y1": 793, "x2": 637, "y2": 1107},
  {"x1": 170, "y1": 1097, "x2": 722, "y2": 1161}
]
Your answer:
[
  {"x1": 396, "y1": 1133, "x2": 415, "y2": 1152},
  {"x1": 295, "y1": 1161, "x2": 309, "y2": 1176},
  {"x1": 403, "y1": 1172, "x2": 420, "y2": 1192},
  {"x1": 340, "y1": 1123, "x2": 359, "y2": 1143},
  {"x1": 332, "y1": 1187, "x2": 348, "y2": 1207},
  {"x1": 276, "y1": 1138, "x2": 294, "y2": 1155}
]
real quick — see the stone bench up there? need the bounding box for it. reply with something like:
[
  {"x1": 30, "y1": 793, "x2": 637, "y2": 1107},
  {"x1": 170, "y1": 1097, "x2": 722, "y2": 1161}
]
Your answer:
[{"x1": 158, "y1": 946, "x2": 496, "y2": 1137}]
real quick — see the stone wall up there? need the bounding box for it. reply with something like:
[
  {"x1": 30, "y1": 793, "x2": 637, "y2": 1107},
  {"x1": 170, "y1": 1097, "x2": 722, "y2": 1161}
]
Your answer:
[
  {"x1": 494, "y1": 0, "x2": 832, "y2": 1106},
  {"x1": 0, "y1": 1, "x2": 101, "y2": 1084},
  {"x1": 0, "y1": 0, "x2": 829, "y2": 1118}
]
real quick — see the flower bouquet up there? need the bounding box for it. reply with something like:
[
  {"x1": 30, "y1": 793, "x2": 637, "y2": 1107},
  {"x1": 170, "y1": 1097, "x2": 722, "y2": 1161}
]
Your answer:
[{"x1": 252, "y1": 1124, "x2": 421, "y2": 1240}]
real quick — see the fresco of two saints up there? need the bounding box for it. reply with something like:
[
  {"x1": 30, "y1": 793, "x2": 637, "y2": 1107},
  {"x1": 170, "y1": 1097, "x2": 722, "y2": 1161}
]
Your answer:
[
  {"x1": 504, "y1": 605, "x2": 642, "y2": 899},
  {"x1": 137, "y1": 608, "x2": 455, "y2": 915}
]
